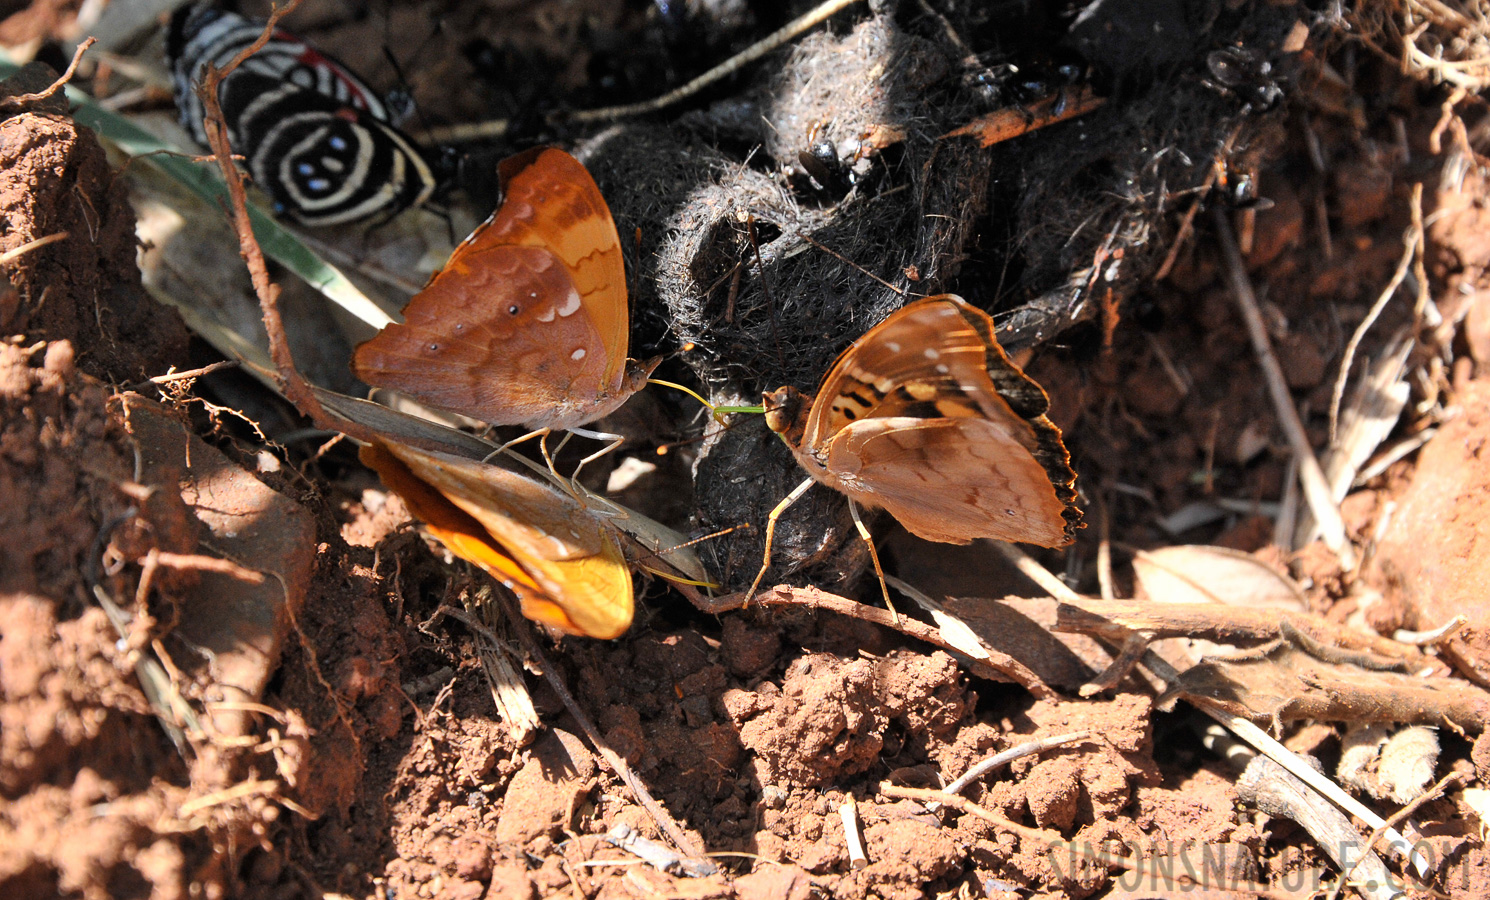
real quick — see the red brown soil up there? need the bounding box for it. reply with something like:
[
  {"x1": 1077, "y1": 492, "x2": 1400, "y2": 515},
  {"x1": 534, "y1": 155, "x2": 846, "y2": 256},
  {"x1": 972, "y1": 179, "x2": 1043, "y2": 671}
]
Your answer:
[{"x1": 3, "y1": 3, "x2": 1490, "y2": 900}]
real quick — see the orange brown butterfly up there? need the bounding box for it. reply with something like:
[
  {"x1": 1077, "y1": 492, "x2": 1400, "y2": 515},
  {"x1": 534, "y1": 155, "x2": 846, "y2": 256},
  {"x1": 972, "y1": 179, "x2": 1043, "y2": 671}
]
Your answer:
[
  {"x1": 746, "y1": 294, "x2": 1081, "y2": 603},
  {"x1": 353, "y1": 147, "x2": 651, "y2": 638},
  {"x1": 353, "y1": 146, "x2": 656, "y2": 432},
  {"x1": 363, "y1": 439, "x2": 634, "y2": 639}
]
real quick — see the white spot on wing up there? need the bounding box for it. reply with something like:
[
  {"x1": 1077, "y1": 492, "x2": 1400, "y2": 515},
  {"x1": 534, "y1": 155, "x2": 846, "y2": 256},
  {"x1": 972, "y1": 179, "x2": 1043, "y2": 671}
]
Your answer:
[
  {"x1": 557, "y1": 289, "x2": 582, "y2": 317},
  {"x1": 923, "y1": 348, "x2": 940, "y2": 360},
  {"x1": 884, "y1": 341, "x2": 901, "y2": 353},
  {"x1": 537, "y1": 307, "x2": 556, "y2": 322},
  {"x1": 571, "y1": 348, "x2": 587, "y2": 360}
]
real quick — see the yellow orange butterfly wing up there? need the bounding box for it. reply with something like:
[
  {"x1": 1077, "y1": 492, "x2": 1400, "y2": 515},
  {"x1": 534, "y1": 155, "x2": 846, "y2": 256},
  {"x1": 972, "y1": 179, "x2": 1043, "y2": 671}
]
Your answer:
[
  {"x1": 362, "y1": 440, "x2": 634, "y2": 638},
  {"x1": 353, "y1": 147, "x2": 649, "y2": 431}
]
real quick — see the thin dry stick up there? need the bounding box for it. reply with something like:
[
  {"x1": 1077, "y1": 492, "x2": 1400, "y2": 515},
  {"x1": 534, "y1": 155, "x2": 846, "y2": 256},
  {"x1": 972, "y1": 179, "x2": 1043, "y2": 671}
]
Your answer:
[
  {"x1": 194, "y1": 0, "x2": 381, "y2": 449},
  {"x1": 1393, "y1": 614, "x2": 1466, "y2": 646},
  {"x1": 992, "y1": 542, "x2": 1081, "y2": 602},
  {"x1": 1136, "y1": 647, "x2": 1429, "y2": 878},
  {"x1": 926, "y1": 731, "x2": 1090, "y2": 813},
  {"x1": 149, "y1": 551, "x2": 266, "y2": 583},
  {"x1": 419, "y1": 118, "x2": 510, "y2": 145},
  {"x1": 679, "y1": 582, "x2": 1054, "y2": 698},
  {"x1": 486, "y1": 592, "x2": 706, "y2": 861},
  {"x1": 1237, "y1": 754, "x2": 1402, "y2": 900},
  {"x1": 0, "y1": 37, "x2": 94, "y2": 110},
  {"x1": 1212, "y1": 210, "x2": 1357, "y2": 569},
  {"x1": 840, "y1": 797, "x2": 868, "y2": 869},
  {"x1": 1326, "y1": 770, "x2": 1470, "y2": 900},
  {"x1": 563, "y1": 0, "x2": 865, "y2": 124},
  {"x1": 1151, "y1": 122, "x2": 1245, "y2": 282},
  {"x1": 1329, "y1": 184, "x2": 1423, "y2": 444},
  {"x1": 799, "y1": 234, "x2": 909, "y2": 296},
  {"x1": 128, "y1": 360, "x2": 240, "y2": 390},
  {"x1": 1079, "y1": 631, "x2": 1151, "y2": 697},
  {"x1": 0, "y1": 232, "x2": 69, "y2": 264}
]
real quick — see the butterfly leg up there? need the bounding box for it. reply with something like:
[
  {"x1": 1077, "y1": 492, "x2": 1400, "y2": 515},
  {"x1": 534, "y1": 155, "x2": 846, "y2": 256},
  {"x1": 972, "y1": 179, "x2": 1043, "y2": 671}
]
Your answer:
[
  {"x1": 539, "y1": 430, "x2": 570, "y2": 487},
  {"x1": 848, "y1": 499, "x2": 898, "y2": 625},
  {"x1": 564, "y1": 428, "x2": 626, "y2": 496},
  {"x1": 482, "y1": 427, "x2": 551, "y2": 464},
  {"x1": 743, "y1": 476, "x2": 816, "y2": 606}
]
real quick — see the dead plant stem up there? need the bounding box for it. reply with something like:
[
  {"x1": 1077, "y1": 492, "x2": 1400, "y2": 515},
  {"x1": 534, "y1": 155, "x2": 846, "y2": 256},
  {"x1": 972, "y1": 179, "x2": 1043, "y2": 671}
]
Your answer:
[{"x1": 1212, "y1": 210, "x2": 1357, "y2": 569}]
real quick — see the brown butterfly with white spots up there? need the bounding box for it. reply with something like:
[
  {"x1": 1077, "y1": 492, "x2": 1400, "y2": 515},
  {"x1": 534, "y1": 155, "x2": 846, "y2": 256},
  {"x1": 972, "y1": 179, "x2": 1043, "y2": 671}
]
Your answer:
[
  {"x1": 746, "y1": 294, "x2": 1081, "y2": 602},
  {"x1": 353, "y1": 147, "x2": 656, "y2": 432}
]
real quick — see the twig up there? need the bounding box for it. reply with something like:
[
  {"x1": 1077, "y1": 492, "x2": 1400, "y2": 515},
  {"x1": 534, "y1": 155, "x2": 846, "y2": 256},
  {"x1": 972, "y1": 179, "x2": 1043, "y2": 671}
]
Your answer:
[
  {"x1": 487, "y1": 590, "x2": 706, "y2": 861},
  {"x1": 149, "y1": 551, "x2": 266, "y2": 583},
  {"x1": 0, "y1": 232, "x2": 68, "y2": 264},
  {"x1": 799, "y1": 233, "x2": 909, "y2": 296},
  {"x1": 678, "y1": 582, "x2": 1053, "y2": 698},
  {"x1": 194, "y1": 0, "x2": 381, "y2": 448},
  {"x1": 1237, "y1": 754, "x2": 1403, "y2": 900},
  {"x1": 992, "y1": 542, "x2": 1082, "y2": 602},
  {"x1": 176, "y1": 778, "x2": 281, "y2": 820},
  {"x1": 561, "y1": 0, "x2": 865, "y2": 124},
  {"x1": 603, "y1": 824, "x2": 718, "y2": 877},
  {"x1": 1327, "y1": 770, "x2": 1469, "y2": 900},
  {"x1": 927, "y1": 731, "x2": 1090, "y2": 812},
  {"x1": 1080, "y1": 631, "x2": 1150, "y2": 697},
  {"x1": 880, "y1": 783, "x2": 1074, "y2": 847},
  {"x1": 1212, "y1": 210, "x2": 1357, "y2": 569},
  {"x1": 1329, "y1": 185, "x2": 1423, "y2": 444},
  {"x1": 127, "y1": 360, "x2": 240, "y2": 390},
  {"x1": 419, "y1": 118, "x2": 510, "y2": 144},
  {"x1": 1054, "y1": 599, "x2": 1423, "y2": 665},
  {"x1": 1392, "y1": 615, "x2": 1466, "y2": 646},
  {"x1": 1293, "y1": 669, "x2": 1490, "y2": 732},
  {"x1": 1136, "y1": 648, "x2": 1429, "y2": 878},
  {"x1": 0, "y1": 37, "x2": 94, "y2": 110},
  {"x1": 840, "y1": 797, "x2": 868, "y2": 869},
  {"x1": 941, "y1": 85, "x2": 1105, "y2": 147},
  {"x1": 1152, "y1": 122, "x2": 1245, "y2": 282}
]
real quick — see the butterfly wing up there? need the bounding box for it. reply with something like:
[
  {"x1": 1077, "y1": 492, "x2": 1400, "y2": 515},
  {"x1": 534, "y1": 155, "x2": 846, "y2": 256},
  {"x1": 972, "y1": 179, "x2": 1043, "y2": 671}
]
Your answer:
[
  {"x1": 821, "y1": 416, "x2": 1074, "y2": 547},
  {"x1": 363, "y1": 441, "x2": 634, "y2": 639},
  {"x1": 796, "y1": 294, "x2": 1079, "y2": 545},
  {"x1": 492, "y1": 147, "x2": 630, "y2": 378},
  {"x1": 802, "y1": 296, "x2": 1013, "y2": 443},
  {"x1": 353, "y1": 148, "x2": 632, "y2": 430}
]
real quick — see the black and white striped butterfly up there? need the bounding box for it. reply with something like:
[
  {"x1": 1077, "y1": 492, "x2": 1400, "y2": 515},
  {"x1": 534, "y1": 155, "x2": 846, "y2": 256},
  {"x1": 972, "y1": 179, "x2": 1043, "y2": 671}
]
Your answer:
[{"x1": 168, "y1": 5, "x2": 436, "y2": 227}]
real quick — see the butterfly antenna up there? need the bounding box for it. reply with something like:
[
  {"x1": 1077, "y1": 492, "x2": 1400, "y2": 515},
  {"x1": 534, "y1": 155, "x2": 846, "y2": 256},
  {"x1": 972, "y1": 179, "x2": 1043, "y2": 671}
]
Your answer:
[
  {"x1": 630, "y1": 524, "x2": 754, "y2": 589},
  {"x1": 653, "y1": 422, "x2": 739, "y2": 456},
  {"x1": 647, "y1": 377, "x2": 765, "y2": 423},
  {"x1": 636, "y1": 523, "x2": 751, "y2": 560}
]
